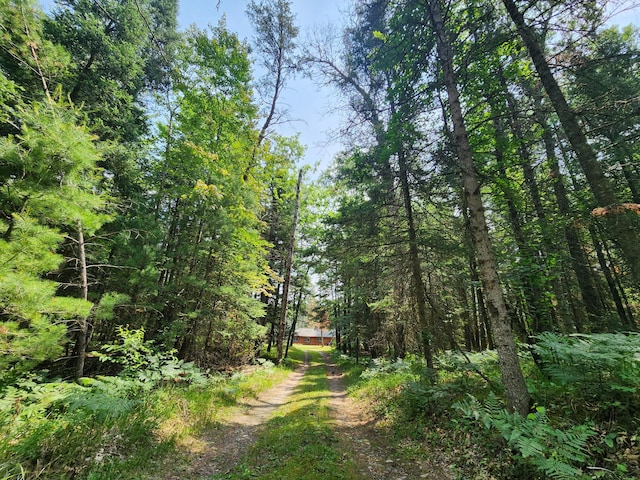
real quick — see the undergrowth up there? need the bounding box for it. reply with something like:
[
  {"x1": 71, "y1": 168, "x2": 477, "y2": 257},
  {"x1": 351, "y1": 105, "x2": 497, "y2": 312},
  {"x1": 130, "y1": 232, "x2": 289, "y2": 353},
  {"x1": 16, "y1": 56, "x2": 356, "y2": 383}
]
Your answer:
[
  {"x1": 0, "y1": 329, "x2": 299, "y2": 480},
  {"x1": 335, "y1": 332, "x2": 640, "y2": 480}
]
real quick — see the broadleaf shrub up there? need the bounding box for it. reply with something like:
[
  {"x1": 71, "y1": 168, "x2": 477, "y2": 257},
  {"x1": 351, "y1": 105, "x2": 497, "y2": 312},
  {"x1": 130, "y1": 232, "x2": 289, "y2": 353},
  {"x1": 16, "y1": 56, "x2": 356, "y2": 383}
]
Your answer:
[{"x1": 98, "y1": 326, "x2": 208, "y2": 387}]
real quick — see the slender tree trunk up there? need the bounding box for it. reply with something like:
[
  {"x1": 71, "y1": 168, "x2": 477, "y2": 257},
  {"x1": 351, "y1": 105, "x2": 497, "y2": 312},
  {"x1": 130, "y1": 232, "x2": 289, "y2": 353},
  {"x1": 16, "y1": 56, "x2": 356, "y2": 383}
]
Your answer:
[
  {"x1": 21, "y1": 2, "x2": 51, "y2": 100},
  {"x1": 427, "y1": 0, "x2": 530, "y2": 415},
  {"x1": 75, "y1": 221, "x2": 89, "y2": 379},
  {"x1": 463, "y1": 200, "x2": 492, "y2": 351},
  {"x1": 590, "y1": 225, "x2": 630, "y2": 330},
  {"x1": 621, "y1": 159, "x2": 640, "y2": 204},
  {"x1": 397, "y1": 149, "x2": 435, "y2": 372},
  {"x1": 502, "y1": 0, "x2": 640, "y2": 286},
  {"x1": 276, "y1": 169, "x2": 303, "y2": 364},
  {"x1": 499, "y1": 68, "x2": 568, "y2": 329},
  {"x1": 532, "y1": 93, "x2": 602, "y2": 331},
  {"x1": 266, "y1": 321, "x2": 276, "y2": 353},
  {"x1": 490, "y1": 107, "x2": 552, "y2": 333},
  {"x1": 285, "y1": 286, "x2": 305, "y2": 358}
]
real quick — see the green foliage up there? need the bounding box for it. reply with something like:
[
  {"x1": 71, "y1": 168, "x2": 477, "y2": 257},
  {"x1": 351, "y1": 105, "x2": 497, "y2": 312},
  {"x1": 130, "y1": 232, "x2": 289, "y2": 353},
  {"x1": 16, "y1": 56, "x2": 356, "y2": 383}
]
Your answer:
[
  {"x1": 455, "y1": 394, "x2": 595, "y2": 479},
  {"x1": 1, "y1": 100, "x2": 110, "y2": 231},
  {"x1": 0, "y1": 0, "x2": 71, "y2": 104},
  {"x1": 99, "y1": 327, "x2": 208, "y2": 387},
  {"x1": 0, "y1": 99, "x2": 109, "y2": 381},
  {"x1": 360, "y1": 356, "x2": 418, "y2": 379},
  {"x1": 337, "y1": 340, "x2": 640, "y2": 479},
  {"x1": 0, "y1": 217, "x2": 67, "y2": 376},
  {"x1": 93, "y1": 293, "x2": 130, "y2": 322},
  {"x1": 0, "y1": 350, "x2": 299, "y2": 480},
  {"x1": 0, "y1": 374, "x2": 171, "y2": 480},
  {"x1": 532, "y1": 332, "x2": 640, "y2": 417},
  {"x1": 43, "y1": 0, "x2": 151, "y2": 142}
]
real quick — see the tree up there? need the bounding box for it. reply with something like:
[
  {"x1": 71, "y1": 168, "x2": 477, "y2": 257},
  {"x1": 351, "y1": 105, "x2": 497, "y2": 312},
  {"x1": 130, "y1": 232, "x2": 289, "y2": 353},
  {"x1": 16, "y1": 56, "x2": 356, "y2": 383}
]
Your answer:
[
  {"x1": 141, "y1": 23, "x2": 273, "y2": 366},
  {"x1": 501, "y1": 0, "x2": 640, "y2": 286},
  {"x1": 568, "y1": 25, "x2": 640, "y2": 205},
  {"x1": 423, "y1": 0, "x2": 530, "y2": 415},
  {"x1": 276, "y1": 169, "x2": 303, "y2": 364},
  {"x1": 247, "y1": 0, "x2": 299, "y2": 148},
  {"x1": 0, "y1": 0, "x2": 70, "y2": 107},
  {"x1": 303, "y1": 1, "x2": 434, "y2": 363},
  {"x1": 0, "y1": 100, "x2": 109, "y2": 381}
]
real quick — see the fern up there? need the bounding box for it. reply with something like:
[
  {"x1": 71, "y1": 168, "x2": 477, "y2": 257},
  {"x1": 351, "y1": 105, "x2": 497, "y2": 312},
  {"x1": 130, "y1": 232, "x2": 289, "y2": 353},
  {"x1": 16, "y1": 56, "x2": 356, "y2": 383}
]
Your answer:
[
  {"x1": 360, "y1": 356, "x2": 415, "y2": 379},
  {"x1": 455, "y1": 393, "x2": 594, "y2": 479},
  {"x1": 533, "y1": 332, "x2": 640, "y2": 396},
  {"x1": 69, "y1": 376, "x2": 138, "y2": 419}
]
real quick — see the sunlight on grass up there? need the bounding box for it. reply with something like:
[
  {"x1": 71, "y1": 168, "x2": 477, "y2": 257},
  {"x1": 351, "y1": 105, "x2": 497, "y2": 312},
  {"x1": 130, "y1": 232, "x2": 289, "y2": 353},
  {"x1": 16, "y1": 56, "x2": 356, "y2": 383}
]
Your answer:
[
  {"x1": 151, "y1": 356, "x2": 302, "y2": 476},
  {"x1": 216, "y1": 347, "x2": 361, "y2": 480}
]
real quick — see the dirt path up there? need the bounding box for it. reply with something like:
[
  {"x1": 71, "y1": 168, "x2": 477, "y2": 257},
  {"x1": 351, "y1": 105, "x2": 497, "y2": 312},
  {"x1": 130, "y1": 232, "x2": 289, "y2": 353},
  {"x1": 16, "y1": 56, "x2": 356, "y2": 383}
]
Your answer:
[
  {"x1": 164, "y1": 352, "x2": 310, "y2": 479},
  {"x1": 319, "y1": 352, "x2": 453, "y2": 480},
  {"x1": 164, "y1": 349, "x2": 452, "y2": 479}
]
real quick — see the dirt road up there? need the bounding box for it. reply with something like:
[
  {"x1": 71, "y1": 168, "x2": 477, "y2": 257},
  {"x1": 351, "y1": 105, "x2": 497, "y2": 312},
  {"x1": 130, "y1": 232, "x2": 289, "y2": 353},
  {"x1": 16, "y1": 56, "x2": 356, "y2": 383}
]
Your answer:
[{"x1": 164, "y1": 348, "x2": 452, "y2": 479}]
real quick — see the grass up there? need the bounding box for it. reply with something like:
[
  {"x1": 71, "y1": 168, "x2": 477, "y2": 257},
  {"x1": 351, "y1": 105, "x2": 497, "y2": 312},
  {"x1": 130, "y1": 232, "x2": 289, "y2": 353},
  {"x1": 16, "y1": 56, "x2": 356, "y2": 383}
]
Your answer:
[
  {"x1": 327, "y1": 351, "x2": 519, "y2": 479},
  {"x1": 216, "y1": 346, "x2": 361, "y2": 480},
  {"x1": 0, "y1": 351, "x2": 304, "y2": 480}
]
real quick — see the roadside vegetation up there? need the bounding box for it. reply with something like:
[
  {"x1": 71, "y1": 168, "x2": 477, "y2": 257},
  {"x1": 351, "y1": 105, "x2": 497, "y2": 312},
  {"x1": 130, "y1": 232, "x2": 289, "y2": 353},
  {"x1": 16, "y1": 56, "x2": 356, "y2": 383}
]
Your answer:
[
  {"x1": 336, "y1": 333, "x2": 640, "y2": 480},
  {"x1": 2, "y1": 0, "x2": 640, "y2": 479},
  {"x1": 217, "y1": 347, "x2": 360, "y2": 480},
  {"x1": 0, "y1": 331, "x2": 301, "y2": 480}
]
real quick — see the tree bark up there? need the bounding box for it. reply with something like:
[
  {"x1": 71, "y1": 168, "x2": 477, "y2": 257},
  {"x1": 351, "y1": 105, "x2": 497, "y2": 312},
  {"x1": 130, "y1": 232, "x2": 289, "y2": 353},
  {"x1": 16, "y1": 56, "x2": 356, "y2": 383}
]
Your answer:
[
  {"x1": 397, "y1": 149, "x2": 435, "y2": 372},
  {"x1": 590, "y1": 224, "x2": 631, "y2": 330},
  {"x1": 285, "y1": 286, "x2": 304, "y2": 358},
  {"x1": 75, "y1": 221, "x2": 89, "y2": 379},
  {"x1": 427, "y1": 0, "x2": 530, "y2": 415},
  {"x1": 490, "y1": 105, "x2": 552, "y2": 333},
  {"x1": 530, "y1": 94, "x2": 602, "y2": 331}
]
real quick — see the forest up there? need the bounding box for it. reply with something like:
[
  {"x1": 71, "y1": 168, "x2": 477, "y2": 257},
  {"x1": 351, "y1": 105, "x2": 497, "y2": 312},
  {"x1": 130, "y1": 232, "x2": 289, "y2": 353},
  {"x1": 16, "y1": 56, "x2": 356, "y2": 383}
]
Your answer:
[{"x1": 1, "y1": 0, "x2": 640, "y2": 478}]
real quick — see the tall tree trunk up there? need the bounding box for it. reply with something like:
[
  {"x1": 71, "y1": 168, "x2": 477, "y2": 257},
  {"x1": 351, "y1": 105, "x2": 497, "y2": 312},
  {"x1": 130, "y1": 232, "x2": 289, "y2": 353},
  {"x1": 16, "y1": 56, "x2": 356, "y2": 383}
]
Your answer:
[
  {"x1": 276, "y1": 169, "x2": 303, "y2": 363},
  {"x1": 427, "y1": 0, "x2": 530, "y2": 415},
  {"x1": 490, "y1": 107, "x2": 552, "y2": 333},
  {"x1": 589, "y1": 225, "x2": 630, "y2": 330},
  {"x1": 532, "y1": 92, "x2": 602, "y2": 331},
  {"x1": 502, "y1": 0, "x2": 640, "y2": 286},
  {"x1": 499, "y1": 68, "x2": 568, "y2": 329}
]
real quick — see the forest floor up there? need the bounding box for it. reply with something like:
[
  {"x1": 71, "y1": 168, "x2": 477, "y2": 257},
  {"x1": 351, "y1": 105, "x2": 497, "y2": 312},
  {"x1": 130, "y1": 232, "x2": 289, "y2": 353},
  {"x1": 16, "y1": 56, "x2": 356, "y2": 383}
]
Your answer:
[{"x1": 160, "y1": 346, "x2": 453, "y2": 480}]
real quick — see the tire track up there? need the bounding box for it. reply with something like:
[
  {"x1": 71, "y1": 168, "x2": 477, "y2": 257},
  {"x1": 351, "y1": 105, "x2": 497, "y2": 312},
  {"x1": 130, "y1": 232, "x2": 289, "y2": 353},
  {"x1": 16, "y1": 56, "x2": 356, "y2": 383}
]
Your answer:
[
  {"x1": 165, "y1": 351, "x2": 310, "y2": 479},
  {"x1": 319, "y1": 351, "x2": 453, "y2": 480}
]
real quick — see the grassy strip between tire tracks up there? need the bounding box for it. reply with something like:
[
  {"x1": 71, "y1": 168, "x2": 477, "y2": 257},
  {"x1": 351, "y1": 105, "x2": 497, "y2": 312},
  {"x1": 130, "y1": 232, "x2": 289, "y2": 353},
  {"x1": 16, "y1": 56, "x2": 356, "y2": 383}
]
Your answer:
[{"x1": 213, "y1": 346, "x2": 361, "y2": 480}]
